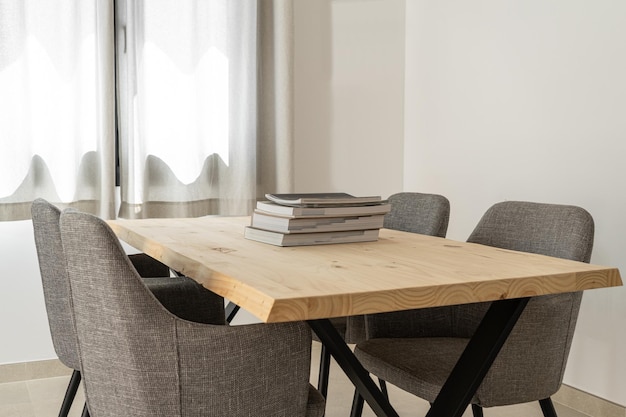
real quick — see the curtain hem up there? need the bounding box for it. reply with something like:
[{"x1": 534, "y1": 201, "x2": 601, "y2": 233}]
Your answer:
[
  {"x1": 0, "y1": 200, "x2": 115, "y2": 222},
  {"x1": 118, "y1": 198, "x2": 255, "y2": 219}
]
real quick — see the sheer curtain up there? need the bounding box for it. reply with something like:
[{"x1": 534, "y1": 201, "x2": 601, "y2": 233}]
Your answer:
[
  {"x1": 0, "y1": 0, "x2": 115, "y2": 220},
  {"x1": 258, "y1": 0, "x2": 295, "y2": 203},
  {"x1": 116, "y1": 0, "x2": 293, "y2": 219},
  {"x1": 0, "y1": 0, "x2": 293, "y2": 221}
]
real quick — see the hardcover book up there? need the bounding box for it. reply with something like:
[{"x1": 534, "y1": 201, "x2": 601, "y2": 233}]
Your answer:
[
  {"x1": 265, "y1": 193, "x2": 385, "y2": 207},
  {"x1": 244, "y1": 227, "x2": 380, "y2": 247},
  {"x1": 251, "y1": 211, "x2": 385, "y2": 234},
  {"x1": 255, "y1": 201, "x2": 391, "y2": 218}
]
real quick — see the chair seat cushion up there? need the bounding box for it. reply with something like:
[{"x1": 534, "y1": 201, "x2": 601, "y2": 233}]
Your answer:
[
  {"x1": 128, "y1": 253, "x2": 170, "y2": 277},
  {"x1": 355, "y1": 337, "x2": 468, "y2": 403},
  {"x1": 145, "y1": 276, "x2": 225, "y2": 325}
]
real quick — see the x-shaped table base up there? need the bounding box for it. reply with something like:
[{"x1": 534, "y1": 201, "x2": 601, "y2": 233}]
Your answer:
[{"x1": 308, "y1": 297, "x2": 530, "y2": 417}]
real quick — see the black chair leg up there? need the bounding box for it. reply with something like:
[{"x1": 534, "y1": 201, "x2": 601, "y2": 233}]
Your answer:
[
  {"x1": 539, "y1": 398, "x2": 558, "y2": 417},
  {"x1": 378, "y1": 378, "x2": 389, "y2": 400},
  {"x1": 317, "y1": 344, "x2": 332, "y2": 398},
  {"x1": 58, "y1": 370, "x2": 81, "y2": 417},
  {"x1": 81, "y1": 403, "x2": 90, "y2": 417},
  {"x1": 348, "y1": 378, "x2": 387, "y2": 417},
  {"x1": 349, "y1": 389, "x2": 365, "y2": 417},
  {"x1": 471, "y1": 404, "x2": 484, "y2": 417}
]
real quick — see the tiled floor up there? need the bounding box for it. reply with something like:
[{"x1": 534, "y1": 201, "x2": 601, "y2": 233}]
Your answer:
[{"x1": 1, "y1": 342, "x2": 590, "y2": 417}]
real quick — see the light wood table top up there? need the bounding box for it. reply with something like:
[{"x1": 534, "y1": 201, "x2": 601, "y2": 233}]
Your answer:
[{"x1": 109, "y1": 216, "x2": 622, "y2": 323}]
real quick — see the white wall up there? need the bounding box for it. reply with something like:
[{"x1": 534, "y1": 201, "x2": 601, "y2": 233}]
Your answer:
[
  {"x1": 0, "y1": 221, "x2": 56, "y2": 364},
  {"x1": 295, "y1": 0, "x2": 626, "y2": 406},
  {"x1": 403, "y1": 0, "x2": 626, "y2": 405},
  {"x1": 294, "y1": 0, "x2": 406, "y2": 197}
]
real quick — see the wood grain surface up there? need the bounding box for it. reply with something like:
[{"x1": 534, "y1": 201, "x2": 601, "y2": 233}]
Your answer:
[{"x1": 109, "y1": 216, "x2": 622, "y2": 323}]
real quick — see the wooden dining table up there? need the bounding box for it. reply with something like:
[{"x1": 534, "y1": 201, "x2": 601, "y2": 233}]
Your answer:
[{"x1": 108, "y1": 216, "x2": 622, "y2": 417}]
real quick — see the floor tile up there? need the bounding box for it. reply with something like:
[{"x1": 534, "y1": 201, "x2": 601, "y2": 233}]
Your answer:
[
  {"x1": 0, "y1": 404, "x2": 35, "y2": 417},
  {"x1": 29, "y1": 376, "x2": 85, "y2": 417},
  {"x1": 26, "y1": 376, "x2": 71, "y2": 404},
  {"x1": 0, "y1": 382, "x2": 31, "y2": 406}
]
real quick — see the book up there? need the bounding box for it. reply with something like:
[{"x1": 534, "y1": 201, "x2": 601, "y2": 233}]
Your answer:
[
  {"x1": 265, "y1": 193, "x2": 385, "y2": 207},
  {"x1": 244, "y1": 226, "x2": 380, "y2": 247},
  {"x1": 251, "y1": 211, "x2": 385, "y2": 234},
  {"x1": 256, "y1": 201, "x2": 391, "y2": 218}
]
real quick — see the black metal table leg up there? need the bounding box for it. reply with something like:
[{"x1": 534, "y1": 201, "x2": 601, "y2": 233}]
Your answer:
[
  {"x1": 225, "y1": 302, "x2": 240, "y2": 323},
  {"x1": 539, "y1": 398, "x2": 558, "y2": 417},
  {"x1": 426, "y1": 297, "x2": 530, "y2": 417},
  {"x1": 317, "y1": 344, "x2": 331, "y2": 398},
  {"x1": 308, "y1": 319, "x2": 400, "y2": 417},
  {"x1": 350, "y1": 388, "x2": 365, "y2": 417}
]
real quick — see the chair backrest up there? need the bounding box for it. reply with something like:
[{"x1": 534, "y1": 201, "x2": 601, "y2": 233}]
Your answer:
[
  {"x1": 60, "y1": 210, "x2": 314, "y2": 417},
  {"x1": 364, "y1": 200, "x2": 593, "y2": 406},
  {"x1": 467, "y1": 200, "x2": 593, "y2": 262},
  {"x1": 383, "y1": 192, "x2": 450, "y2": 237},
  {"x1": 356, "y1": 192, "x2": 451, "y2": 342},
  {"x1": 31, "y1": 198, "x2": 80, "y2": 370},
  {"x1": 463, "y1": 201, "x2": 594, "y2": 407}
]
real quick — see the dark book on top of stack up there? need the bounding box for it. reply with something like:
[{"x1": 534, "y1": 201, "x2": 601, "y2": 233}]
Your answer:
[
  {"x1": 244, "y1": 193, "x2": 391, "y2": 247},
  {"x1": 264, "y1": 193, "x2": 386, "y2": 207}
]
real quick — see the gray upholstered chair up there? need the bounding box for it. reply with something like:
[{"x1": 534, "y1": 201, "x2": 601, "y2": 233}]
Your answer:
[
  {"x1": 59, "y1": 209, "x2": 326, "y2": 417},
  {"x1": 31, "y1": 199, "x2": 225, "y2": 417},
  {"x1": 314, "y1": 192, "x2": 450, "y2": 399},
  {"x1": 353, "y1": 201, "x2": 594, "y2": 417}
]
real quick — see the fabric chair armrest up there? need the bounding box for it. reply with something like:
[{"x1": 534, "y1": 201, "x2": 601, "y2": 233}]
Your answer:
[{"x1": 175, "y1": 319, "x2": 315, "y2": 417}]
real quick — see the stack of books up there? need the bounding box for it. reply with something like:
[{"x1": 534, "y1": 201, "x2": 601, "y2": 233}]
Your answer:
[{"x1": 244, "y1": 193, "x2": 391, "y2": 247}]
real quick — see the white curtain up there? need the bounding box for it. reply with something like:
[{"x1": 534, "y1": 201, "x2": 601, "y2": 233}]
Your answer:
[
  {"x1": 0, "y1": 0, "x2": 115, "y2": 220},
  {"x1": 117, "y1": 0, "x2": 295, "y2": 219},
  {"x1": 0, "y1": 0, "x2": 293, "y2": 221},
  {"x1": 258, "y1": 0, "x2": 295, "y2": 202},
  {"x1": 117, "y1": 0, "x2": 259, "y2": 218}
]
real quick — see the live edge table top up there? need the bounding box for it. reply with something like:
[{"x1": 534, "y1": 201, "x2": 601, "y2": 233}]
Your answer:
[{"x1": 108, "y1": 216, "x2": 622, "y2": 323}]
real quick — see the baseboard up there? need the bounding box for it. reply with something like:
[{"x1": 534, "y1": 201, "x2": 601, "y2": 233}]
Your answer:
[
  {"x1": 554, "y1": 384, "x2": 625, "y2": 417},
  {"x1": 0, "y1": 359, "x2": 72, "y2": 384}
]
